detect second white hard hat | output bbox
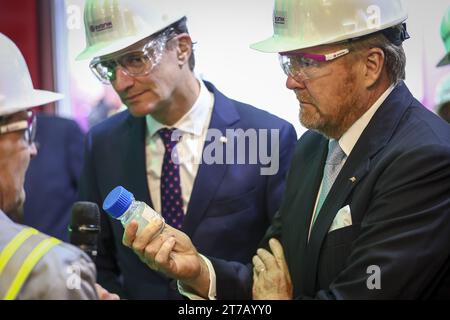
[251,0,408,53]
[76,0,186,61]
[0,33,63,117]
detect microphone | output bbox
[69,202,101,261]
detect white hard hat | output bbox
[76,0,186,61]
[251,0,408,53]
[0,33,63,117]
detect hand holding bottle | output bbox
[123,219,211,298]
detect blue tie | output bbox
[312,140,347,226]
[158,128,184,229]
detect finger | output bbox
[140,235,167,263]
[153,237,177,270]
[269,238,292,284]
[256,248,278,271]
[122,220,138,247]
[95,284,118,300]
[109,293,120,300]
[269,238,288,271]
[132,219,165,252]
[252,255,265,273]
[252,270,259,292]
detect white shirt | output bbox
[145,80,214,215]
[181,84,396,300]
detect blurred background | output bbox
[0,0,449,136]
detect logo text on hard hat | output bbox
[274,12,287,26]
[90,21,114,33]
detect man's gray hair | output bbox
[348,24,407,85]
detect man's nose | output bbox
[29,142,38,158]
[113,67,134,93]
[286,75,306,91]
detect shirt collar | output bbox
[146,80,213,138]
[339,84,396,156]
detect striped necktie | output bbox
[312,139,347,226]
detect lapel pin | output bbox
[220,136,228,144]
[349,177,357,183]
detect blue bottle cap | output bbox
[103,186,134,219]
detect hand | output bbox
[252,238,293,300]
[95,284,120,300]
[123,219,211,297]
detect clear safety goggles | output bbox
[0,111,36,146]
[279,48,350,82]
[90,29,175,85]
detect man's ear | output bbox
[363,47,385,88]
[175,34,192,66]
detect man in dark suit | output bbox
[76,0,297,299]
[24,114,85,242]
[123,0,450,299]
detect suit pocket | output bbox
[206,187,258,217]
[322,223,360,249]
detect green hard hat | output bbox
[437,7,450,67]
[435,75,450,111]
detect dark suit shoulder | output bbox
[87,110,131,140]
[37,115,84,135]
[399,99,450,146]
[231,99,293,130]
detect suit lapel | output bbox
[183,82,240,236]
[302,82,414,295]
[284,134,328,297]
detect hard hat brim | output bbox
[76,34,151,61]
[437,52,450,67]
[0,90,63,117]
[250,35,309,53]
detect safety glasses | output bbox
[279,48,350,82]
[90,29,176,85]
[0,111,36,146]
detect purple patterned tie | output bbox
[158,128,184,229]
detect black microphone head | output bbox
[69,202,100,260]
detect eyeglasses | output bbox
[279,48,350,82]
[0,111,36,146]
[90,29,176,85]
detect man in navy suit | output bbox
[123,0,450,299]
[76,0,296,299]
[24,114,85,242]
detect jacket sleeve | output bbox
[211,206,285,300]
[264,122,297,221]
[19,244,99,300]
[77,131,125,297]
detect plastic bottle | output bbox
[103,186,165,235]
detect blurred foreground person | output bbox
[0,33,117,300]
